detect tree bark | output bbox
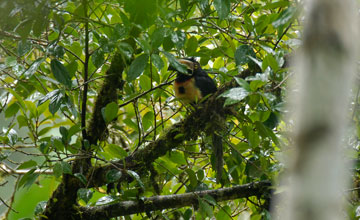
[78,181,271,220]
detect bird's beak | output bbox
[178,59,195,71]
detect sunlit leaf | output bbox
[168,151,187,165]
[105,144,127,159]
[219,87,250,106]
[5,103,20,118]
[96,195,119,205]
[17,160,37,170]
[18,168,39,189]
[102,102,118,123]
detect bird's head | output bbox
[168,57,202,76]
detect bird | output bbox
[169,57,223,183]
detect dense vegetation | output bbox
[3,0,353,219]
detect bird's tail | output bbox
[212,133,223,184]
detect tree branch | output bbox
[79,181,272,220]
[87,75,242,187]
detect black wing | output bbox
[194,70,217,97]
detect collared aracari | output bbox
[169,58,223,183]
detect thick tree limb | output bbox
[79,181,272,220]
[41,52,128,220]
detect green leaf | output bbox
[183,209,193,220]
[39,142,50,154]
[185,168,198,189]
[215,205,231,220]
[262,54,279,72]
[248,130,260,148]
[272,7,297,28]
[106,169,122,183]
[5,103,20,118]
[34,201,47,215]
[61,161,72,174]
[219,87,250,106]
[54,46,65,58]
[33,14,48,37]
[127,54,149,82]
[17,160,37,170]
[255,121,279,146]
[74,173,87,185]
[23,57,45,78]
[17,40,32,56]
[91,49,105,68]
[77,188,93,204]
[234,45,256,66]
[170,30,186,50]
[151,54,164,70]
[197,169,205,182]
[203,195,217,206]
[263,1,290,10]
[66,61,78,78]
[102,102,118,123]
[50,59,72,88]
[18,168,39,189]
[8,89,26,110]
[250,80,266,91]
[135,38,151,54]
[214,0,230,20]
[168,151,187,165]
[7,129,18,145]
[163,51,187,74]
[59,126,69,144]
[185,36,198,55]
[234,77,251,92]
[250,214,262,220]
[15,19,33,39]
[17,115,28,128]
[68,124,82,139]
[139,75,151,91]
[151,28,165,49]
[199,199,213,217]
[127,170,145,190]
[5,56,17,67]
[96,195,119,205]
[38,89,64,115]
[53,162,62,178]
[105,144,128,159]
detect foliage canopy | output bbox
[0,0,305,219]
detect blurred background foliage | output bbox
[0,0,319,219]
